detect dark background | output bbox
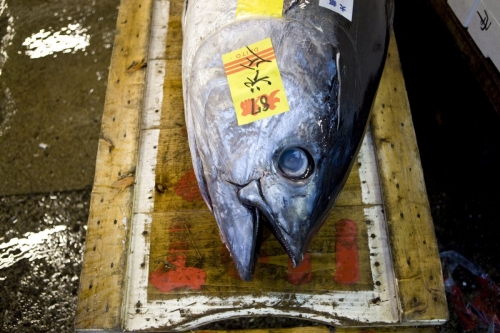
[394,1,500,331]
[394,0,500,280]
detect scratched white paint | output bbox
[122,0,170,330]
[123,213,152,321]
[132,129,160,214]
[358,127,383,205]
[365,205,401,321]
[141,0,169,130]
[359,128,400,320]
[128,290,394,331]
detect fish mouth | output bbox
[237,179,306,268]
[213,194,261,281]
[236,205,262,281]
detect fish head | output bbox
[186,17,361,281]
[187,19,343,280]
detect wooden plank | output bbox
[75,0,154,330]
[122,1,399,329]
[126,130,398,330]
[147,206,373,298]
[193,329,330,333]
[428,0,500,115]
[370,32,449,324]
[76,0,448,330]
[334,329,437,333]
[191,327,437,333]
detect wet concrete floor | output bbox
[1,0,499,332]
[0,0,119,195]
[0,0,119,331]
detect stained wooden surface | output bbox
[191,328,438,333]
[123,0,397,329]
[76,0,448,331]
[75,0,154,330]
[371,34,449,324]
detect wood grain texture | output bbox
[75,0,154,330]
[147,204,373,300]
[370,32,449,324]
[193,328,331,333]
[191,327,437,333]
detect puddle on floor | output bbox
[0,190,91,332]
[0,0,119,196]
[0,0,119,331]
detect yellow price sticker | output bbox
[222,38,290,126]
[236,0,284,19]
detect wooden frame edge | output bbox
[370,31,449,324]
[75,0,155,330]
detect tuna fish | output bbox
[182,0,394,281]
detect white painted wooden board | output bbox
[468,1,500,71]
[447,0,500,71]
[121,1,401,330]
[447,0,480,26]
[483,0,500,21]
[123,0,170,324]
[75,0,447,331]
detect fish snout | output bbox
[237,179,306,267]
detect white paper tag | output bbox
[319,0,354,21]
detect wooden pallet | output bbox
[75,0,448,331]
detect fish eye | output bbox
[278,147,313,179]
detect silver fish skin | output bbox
[182,0,394,281]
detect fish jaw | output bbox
[237,174,319,268]
[208,178,261,281]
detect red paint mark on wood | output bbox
[149,254,207,292]
[174,167,204,202]
[287,253,312,285]
[149,219,207,293]
[169,241,190,251]
[334,219,360,285]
